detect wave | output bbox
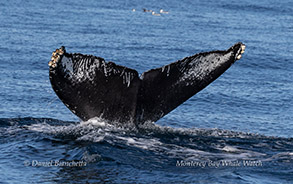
[1,117,292,168]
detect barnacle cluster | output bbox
[48,46,65,68]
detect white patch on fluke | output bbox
[62,56,100,83]
[123,72,134,87]
[161,65,171,76]
[61,56,74,77]
[179,53,232,86]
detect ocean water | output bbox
[0,0,292,183]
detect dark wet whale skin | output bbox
[49,42,245,125]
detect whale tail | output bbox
[49,43,245,124]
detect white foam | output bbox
[222,146,241,152]
[82,151,101,163]
[114,135,162,150]
[19,118,286,163]
[80,117,107,127]
[25,123,58,134]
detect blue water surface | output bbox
[0,0,292,183]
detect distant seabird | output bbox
[160,9,169,14]
[152,11,161,16]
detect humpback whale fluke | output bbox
[49,43,245,124]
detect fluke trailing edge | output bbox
[49,43,245,124]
